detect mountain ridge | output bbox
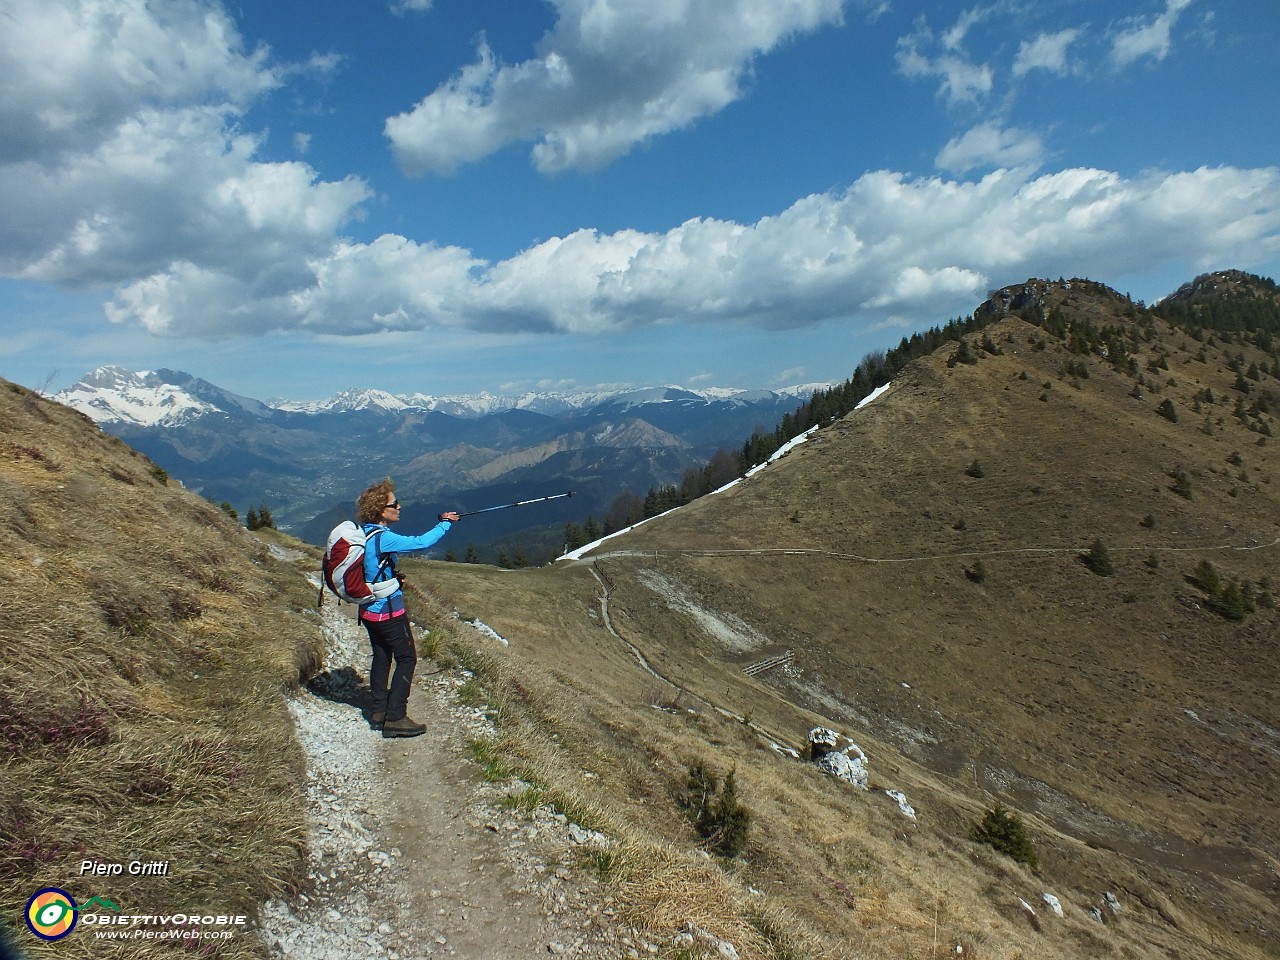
[50,368,824,553]
[55,368,829,427]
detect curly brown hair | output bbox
[355,478,396,525]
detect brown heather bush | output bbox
[0,380,323,958]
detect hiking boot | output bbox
[381,717,427,739]
[368,711,386,730]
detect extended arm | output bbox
[377,518,455,554]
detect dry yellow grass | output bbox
[1,380,323,958]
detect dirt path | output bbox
[258,585,638,959]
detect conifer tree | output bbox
[1084,538,1114,576]
[709,770,751,858]
[970,804,1038,870]
[564,522,584,551]
[1193,559,1220,596]
[1215,579,1249,621]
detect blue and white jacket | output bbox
[358,520,453,621]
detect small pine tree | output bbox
[709,770,751,858]
[684,764,717,832]
[245,506,260,530]
[949,339,978,367]
[965,459,985,479]
[1140,513,1156,528]
[1084,538,1114,576]
[1214,579,1249,621]
[970,803,1039,870]
[683,764,750,858]
[965,561,987,584]
[1193,559,1221,596]
[219,501,239,520]
[564,522,584,551]
[256,503,275,529]
[464,544,479,564]
[1157,398,1178,422]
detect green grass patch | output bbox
[465,736,510,781]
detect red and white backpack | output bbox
[319,521,400,606]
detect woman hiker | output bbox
[354,478,460,738]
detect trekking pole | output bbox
[455,489,575,518]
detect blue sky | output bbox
[2,0,1278,401]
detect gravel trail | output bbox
[257,588,645,959]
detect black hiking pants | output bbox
[361,614,416,722]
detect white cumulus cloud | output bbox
[1013,27,1082,77]
[1110,0,1195,69]
[384,0,848,175]
[0,0,276,164]
[937,122,1046,174]
[0,0,373,329]
[105,164,1280,340]
[895,15,993,104]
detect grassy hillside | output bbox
[0,381,323,958]
[419,280,1280,959]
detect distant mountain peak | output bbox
[55,367,219,427]
[54,367,267,426]
[311,388,412,414]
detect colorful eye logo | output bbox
[25,887,78,941]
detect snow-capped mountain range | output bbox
[49,366,832,553]
[54,366,827,427]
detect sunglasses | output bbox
[385,500,400,509]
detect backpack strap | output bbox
[362,525,397,583]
